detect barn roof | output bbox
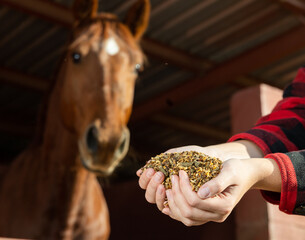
[1,0,305,175]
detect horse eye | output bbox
[134,63,143,74]
[72,52,82,64]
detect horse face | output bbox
[59,0,150,175]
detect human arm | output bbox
[227,68,305,215]
[138,67,305,220]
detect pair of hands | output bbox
[137,142,281,226]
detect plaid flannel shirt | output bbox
[229,67,305,215]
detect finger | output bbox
[192,185,239,215]
[162,207,171,216]
[168,176,203,223]
[178,170,200,206]
[138,168,155,190]
[174,171,223,222]
[145,171,165,203]
[156,184,166,211]
[136,169,143,177]
[197,166,233,199]
[166,189,218,226]
[165,145,200,154]
[165,146,191,153]
[170,174,194,214]
[165,189,181,221]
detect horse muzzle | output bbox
[78,120,130,176]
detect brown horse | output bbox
[0,0,150,239]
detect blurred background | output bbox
[0,0,305,239]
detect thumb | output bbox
[197,166,233,199]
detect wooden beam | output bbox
[201,4,280,48]
[152,114,230,142]
[0,17,35,47]
[141,38,212,73]
[152,0,218,38]
[274,0,305,25]
[278,0,305,15]
[6,26,60,66]
[28,47,65,73]
[173,0,256,46]
[0,67,49,91]
[131,24,305,121]
[0,0,73,27]
[1,0,301,124]
[0,0,212,75]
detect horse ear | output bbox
[124,0,150,40]
[72,0,98,22]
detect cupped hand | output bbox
[136,145,217,206]
[136,167,166,209]
[136,141,265,213]
[162,158,269,226]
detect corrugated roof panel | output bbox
[100,0,124,12]
[210,16,300,63]
[150,0,239,43]
[0,7,28,40]
[19,28,68,77]
[52,0,74,7]
[1,0,304,158]
[5,26,60,68]
[2,22,68,79]
[253,47,305,87]
[134,62,192,103]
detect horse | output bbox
[0,0,150,239]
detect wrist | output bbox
[249,158,281,192]
[208,140,264,161]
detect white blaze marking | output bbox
[105,37,119,56]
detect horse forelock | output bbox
[71,15,144,64]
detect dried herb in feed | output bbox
[141,151,222,192]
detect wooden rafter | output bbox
[0,0,73,27]
[0,67,49,91]
[141,38,212,73]
[131,24,305,121]
[0,0,303,141]
[0,0,280,92]
[6,26,60,66]
[274,0,305,25]
[0,0,212,75]
[278,0,305,15]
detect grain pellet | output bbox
[141,151,222,192]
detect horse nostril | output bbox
[115,128,130,159]
[118,136,127,154]
[86,126,99,154]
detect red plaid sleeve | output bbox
[228,67,305,215]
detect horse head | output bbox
[58,0,150,175]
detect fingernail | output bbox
[146,168,154,178]
[179,170,187,179]
[157,185,164,195]
[154,172,163,182]
[171,175,176,185]
[166,190,172,200]
[198,187,210,199]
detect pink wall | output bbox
[231,84,305,240]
